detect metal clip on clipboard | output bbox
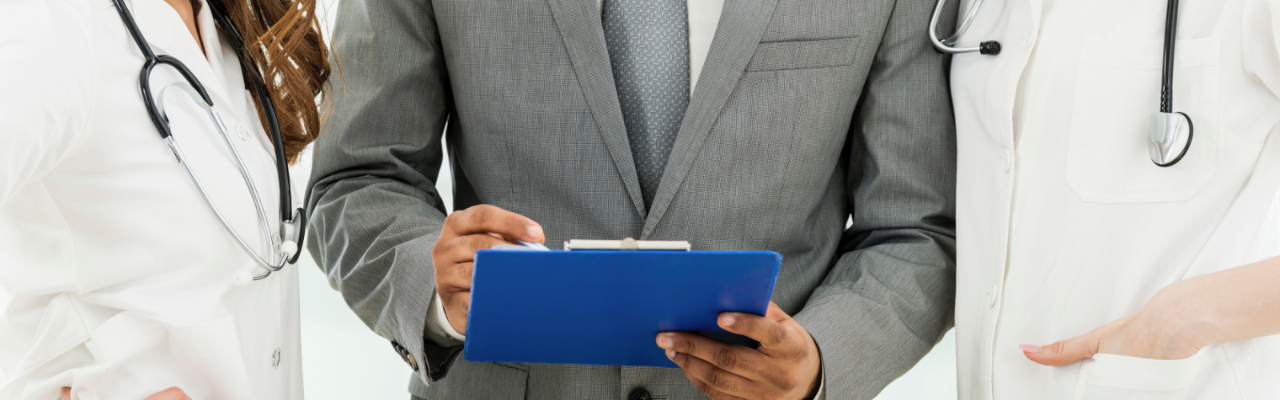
[563,238,691,251]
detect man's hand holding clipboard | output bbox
[658,302,823,400]
[436,204,823,400]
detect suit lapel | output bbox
[546,0,649,219]
[640,0,779,238]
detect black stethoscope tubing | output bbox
[110,0,305,265]
[1160,0,1180,114]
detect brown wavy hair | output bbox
[215,0,330,164]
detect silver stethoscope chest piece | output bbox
[1149,112,1193,167]
[1148,0,1194,167]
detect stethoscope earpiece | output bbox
[979,41,1001,55]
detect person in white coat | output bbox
[0,0,328,398]
[947,0,1280,398]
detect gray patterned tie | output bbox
[602,0,690,209]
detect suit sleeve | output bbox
[791,0,958,398]
[304,0,459,385]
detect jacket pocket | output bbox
[1073,348,1212,400]
[745,37,859,72]
[1065,35,1220,203]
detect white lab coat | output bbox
[0,0,302,399]
[952,0,1280,398]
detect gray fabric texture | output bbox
[307,0,958,399]
[603,0,691,207]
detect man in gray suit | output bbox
[306,0,957,399]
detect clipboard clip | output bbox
[564,238,692,251]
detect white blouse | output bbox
[0,0,301,399]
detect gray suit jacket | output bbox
[306,0,957,399]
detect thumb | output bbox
[1020,334,1100,366]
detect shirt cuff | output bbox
[812,339,826,400]
[813,364,826,400]
[427,292,466,342]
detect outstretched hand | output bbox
[657,302,822,400]
[1020,298,1204,365]
[61,387,191,400]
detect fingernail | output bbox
[1019,344,1042,354]
[720,314,736,327]
[658,334,673,349]
[527,225,543,241]
[665,349,676,359]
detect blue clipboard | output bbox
[463,249,782,368]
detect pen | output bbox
[518,240,550,251]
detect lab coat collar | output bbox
[123,0,249,126]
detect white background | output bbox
[297,1,958,399]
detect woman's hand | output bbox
[61,387,191,400]
[1019,283,1212,365]
[143,388,192,400]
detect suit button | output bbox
[627,387,652,400]
[406,353,419,371]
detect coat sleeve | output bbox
[791,0,958,398]
[303,0,459,386]
[0,0,92,207]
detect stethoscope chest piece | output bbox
[1149,112,1193,167]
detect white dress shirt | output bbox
[0,0,302,398]
[426,2,828,398]
[952,0,1280,398]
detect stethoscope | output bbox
[930,0,1194,167]
[111,0,305,282]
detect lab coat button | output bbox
[987,284,1000,306]
[1022,33,1035,50]
[1001,150,1013,172]
[237,124,250,140]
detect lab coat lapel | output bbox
[546,0,649,219]
[639,0,779,239]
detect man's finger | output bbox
[438,260,474,292]
[61,387,69,400]
[445,234,515,261]
[765,301,790,323]
[657,332,768,380]
[718,311,791,354]
[1021,332,1100,366]
[448,205,543,242]
[669,352,756,399]
[685,375,749,400]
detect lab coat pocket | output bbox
[1066,36,1220,203]
[1072,348,1212,400]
